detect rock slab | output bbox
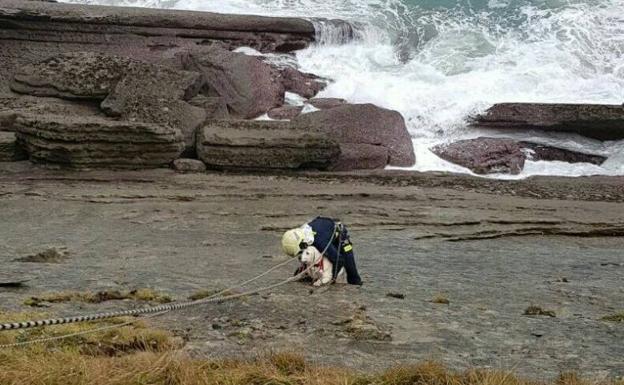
[472,103,624,141]
[197,120,340,169]
[13,114,184,169]
[432,137,525,175]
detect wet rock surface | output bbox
[472,103,624,141]
[519,142,607,165]
[278,67,327,99]
[432,137,609,174]
[0,166,622,377]
[294,103,415,168]
[432,138,525,175]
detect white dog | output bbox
[299,246,346,286]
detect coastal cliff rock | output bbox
[331,143,389,171]
[472,103,624,141]
[13,114,184,169]
[432,137,608,174]
[520,142,607,165]
[308,98,347,110]
[267,105,304,120]
[11,53,134,100]
[293,104,416,168]
[179,46,284,119]
[278,67,327,99]
[0,131,27,161]
[432,138,525,175]
[197,120,340,169]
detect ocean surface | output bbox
[62,0,624,178]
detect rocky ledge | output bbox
[432,137,608,175]
[471,103,624,141]
[0,0,414,171]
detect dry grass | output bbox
[524,306,556,318]
[0,312,622,385]
[24,288,172,307]
[601,312,624,322]
[431,294,450,305]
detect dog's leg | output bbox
[313,259,334,286]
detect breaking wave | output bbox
[62,0,624,178]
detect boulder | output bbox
[278,67,327,99]
[100,64,205,155]
[330,144,388,171]
[293,103,415,167]
[519,142,607,165]
[308,98,346,110]
[197,120,340,170]
[11,52,134,100]
[0,131,27,161]
[267,105,303,120]
[188,96,229,119]
[472,103,624,141]
[179,46,284,119]
[172,158,207,173]
[13,114,184,169]
[431,137,525,175]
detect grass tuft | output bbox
[23,288,172,307]
[431,294,450,305]
[600,312,624,322]
[524,306,556,318]
[0,312,622,385]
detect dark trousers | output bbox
[332,227,362,285]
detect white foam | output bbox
[60,0,624,178]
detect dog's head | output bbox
[299,246,322,266]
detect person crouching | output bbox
[281,216,363,286]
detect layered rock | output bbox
[520,142,607,165]
[432,138,525,175]
[99,60,206,153]
[11,53,134,100]
[472,103,624,141]
[0,0,318,95]
[197,120,340,169]
[188,96,229,120]
[13,114,184,169]
[180,46,284,119]
[432,137,609,175]
[330,143,388,171]
[267,105,303,120]
[0,131,27,161]
[172,158,207,173]
[278,67,327,99]
[11,52,207,155]
[308,98,347,110]
[293,103,415,168]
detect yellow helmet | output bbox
[282,228,305,257]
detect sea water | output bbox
[62,0,624,178]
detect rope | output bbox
[0,220,341,348]
[0,257,298,333]
[0,311,168,349]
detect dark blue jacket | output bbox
[306,217,362,285]
[308,217,344,264]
